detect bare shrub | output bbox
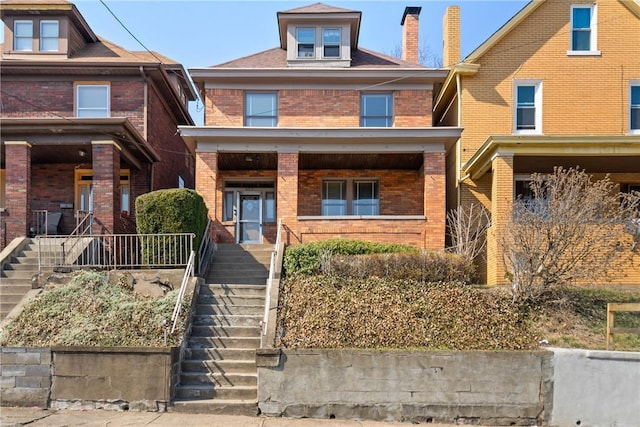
[446,203,491,264]
[502,167,640,302]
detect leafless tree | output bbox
[387,42,443,67]
[446,203,491,264]
[502,167,640,302]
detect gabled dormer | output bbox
[1,0,97,59]
[277,2,361,68]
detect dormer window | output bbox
[14,21,33,51]
[297,28,315,58]
[40,21,59,52]
[323,28,341,58]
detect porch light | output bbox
[78,148,87,157]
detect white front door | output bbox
[237,193,262,244]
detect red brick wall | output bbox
[31,163,77,234]
[92,143,120,234]
[4,143,31,242]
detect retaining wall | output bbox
[0,347,51,407]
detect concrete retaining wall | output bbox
[550,348,640,427]
[257,349,553,425]
[0,347,51,407]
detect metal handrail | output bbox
[197,218,216,275]
[61,211,93,266]
[171,250,195,334]
[32,210,48,236]
[261,218,283,344]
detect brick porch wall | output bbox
[92,142,120,234]
[4,142,32,243]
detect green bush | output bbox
[327,252,474,283]
[283,238,417,277]
[135,189,208,264]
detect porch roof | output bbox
[463,135,640,180]
[179,126,462,154]
[0,117,160,169]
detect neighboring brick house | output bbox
[0,0,197,250]
[180,3,462,248]
[434,0,640,285]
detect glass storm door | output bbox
[237,194,262,243]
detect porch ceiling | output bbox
[514,156,640,175]
[217,152,424,170]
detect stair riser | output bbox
[0,284,33,293]
[195,305,263,316]
[190,326,261,338]
[170,401,258,416]
[196,295,265,306]
[180,374,257,387]
[0,295,27,304]
[185,348,255,361]
[181,360,256,374]
[175,387,257,400]
[199,286,266,297]
[193,315,261,327]
[2,271,38,280]
[188,337,260,349]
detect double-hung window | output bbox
[514,81,542,134]
[322,179,379,216]
[630,83,640,134]
[570,5,598,54]
[322,28,341,58]
[297,28,315,58]
[76,84,110,117]
[40,20,59,52]
[14,20,33,51]
[361,93,393,127]
[245,93,277,127]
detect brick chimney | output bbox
[401,6,422,64]
[442,6,461,66]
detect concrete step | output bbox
[206,271,268,281]
[170,399,258,416]
[199,284,266,297]
[0,294,27,304]
[179,372,257,387]
[196,294,265,306]
[175,385,257,401]
[195,304,263,316]
[0,284,33,293]
[192,314,262,327]
[205,278,268,286]
[2,270,38,280]
[181,359,256,374]
[6,258,39,267]
[184,348,255,361]
[1,303,18,316]
[209,264,269,274]
[190,325,261,338]
[188,336,260,349]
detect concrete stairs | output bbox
[1,239,40,320]
[172,243,273,415]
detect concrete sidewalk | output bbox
[0,407,456,427]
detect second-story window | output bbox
[631,84,640,134]
[40,20,59,52]
[361,93,393,127]
[245,93,277,127]
[570,5,598,53]
[322,28,341,58]
[14,20,33,51]
[76,84,110,118]
[514,81,542,134]
[297,28,315,58]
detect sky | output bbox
[68,0,530,124]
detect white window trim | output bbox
[567,4,600,56]
[513,80,543,135]
[361,93,394,127]
[296,27,316,59]
[13,20,33,52]
[321,178,380,216]
[322,27,341,59]
[39,20,59,52]
[630,81,640,135]
[244,92,278,127]
[76,84,110,118]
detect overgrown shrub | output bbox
[135,189,208,264]
[283,238,417,277]
[325,252,474,283]
[278,276,536,350]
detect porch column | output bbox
[92,141,121,234]
[277,152,299,244]
[487,153,514,286]
[423,151,446,251]
[196,152,218,222]
[4,141,32,243]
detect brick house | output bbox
[180,3,462,248]
[434,0,640,285]
[0,0,197,250]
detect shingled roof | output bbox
[279,2,358,14]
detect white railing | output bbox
[197,219,216,275]
[31,210,48,236]
[171,250,195,334]
[73,211,93,235]
[37,233,195,270]
[261,218,283,346]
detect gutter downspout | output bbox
[456,72,462,207]
[140,65,153,191]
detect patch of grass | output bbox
[0,271,191,347]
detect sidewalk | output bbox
[0,407,456,427]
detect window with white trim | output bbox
[361,93,393,127]
[75,170,130,213]
[322,28,341,58]
[245,93,277,127]
[297,28,315,58]
[322,179,380,216]
[631,83,640,134]
[76,84,110,118]
[14,20,33,51]
[40,20,59,52]
[569,5,598,54]
[514,81,542,134]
